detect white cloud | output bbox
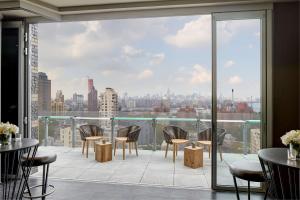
[80,21,102,32]
[190,64,211,84]
[218,19,259,43]
[228,76,242,84]
[224,60,235,68]
[122,45,143,58]
[248,44,254,49]
[165,15,211,48]
[137,69,153,79]
[254,31,260,37]
[150,53,165,65]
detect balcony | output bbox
[34,116,261,189]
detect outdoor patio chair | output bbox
[197,128,226,160]
[78,124,104,155]
[163,125,188,158]
[114,125,141,159]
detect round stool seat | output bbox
[229,160,265,182]
[21,152,57,167]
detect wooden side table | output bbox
[85,136,103,158]
[184,146,203,168]
[171,139,189,163]
[95,142,112,162]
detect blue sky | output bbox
[38,15,260,101]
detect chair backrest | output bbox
[163,126,188,144]
[127,125,141,142]
[78,124,103,141]
[197,128,226,145]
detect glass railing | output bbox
[37,115,260,155]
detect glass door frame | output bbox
[211,10,271,191]
[1,21,26,136]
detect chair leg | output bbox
[135,142,138,156]
[42,164,50,200]
[248,181,250,200]
[129,142,132,154]
[208,145,211,159]
[114,141,117,156]
[218,145,223,161]
[173,144,176,163]
[122,141,125,160]
[82,141,85,155]
[86,141,89,158]
[175,144,178,156]
[165,143,169,158]
[233,176,240,200]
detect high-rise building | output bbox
[88,79,94,92]
[51,90,65,113]
[30,24,39,138]
[88,79,98,111]
[38,72,51,112]
[99,88,118,128]
[72,93,84,111]
[59,126,81,147]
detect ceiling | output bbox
[0,0,293,22]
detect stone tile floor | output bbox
[32,146,260,189]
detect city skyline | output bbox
[39,15,261,101]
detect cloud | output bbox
[190,64,211,84]
[217,19,259,43]
[122,45,143,58]
[228,76,242,84]
[224,60,235,68]
[137,69,153,79]
[150,53,165,65]
[165,15,211,48]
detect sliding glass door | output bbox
[212,11,266,189]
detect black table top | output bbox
[258,148,300,169]
[0,138,39,153]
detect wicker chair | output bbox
[114,125,141,159]
[78,124,104,155]
[163,125,188,158]
[197,128,226,160]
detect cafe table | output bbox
[258,148,300,200]
[0,138,39,200]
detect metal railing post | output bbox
[111,118,114,148]
[44,117,48,146]
[71,117,76,148]
[243,122,248,155]
[152,118,157,151]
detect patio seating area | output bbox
[32,146,259,189]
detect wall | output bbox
[272,2,300,147]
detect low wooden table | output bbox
[114,137,128,160]
[171,139,189,163]
[95,142,112,162]
[85,136,103,158]
[184,146,203,168]
[197,140,211,158]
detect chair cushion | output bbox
[229,160,265,182]
[21,152,57,167]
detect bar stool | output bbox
[229,160,268,200]
[21,152,57,199]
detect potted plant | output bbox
[281,130,300,160]
[0,122,19,145]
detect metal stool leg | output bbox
[42,164,50,200]
[248,181,250,200]
[233,176,240,200]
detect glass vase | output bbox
[0,133,10,146]
[289,143,300,160]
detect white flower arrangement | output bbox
[0,122,19,135]
[281,130,300,146]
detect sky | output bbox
[38,15,261,101]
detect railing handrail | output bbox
[38,115,260,124]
